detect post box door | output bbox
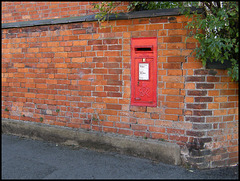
[131,37,157,107]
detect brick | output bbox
[93,57,107,62]
[116,19,132,25]
[108,45,122,50]
[186,130,205,137]
[151,133,168,140]
[149,126,165,133]
[208,90,220,96]
[166,96,184,102]
[185,83,195,90]
[165,109,182,115]
[168,29,187,36]
[25,93,35,98]
[186,43,196,49]
[220,102,235,108]
[117,129,133,136]
[187,90,207,96]
[163,102,182,108]
[106,104,122,110]
[146,24,163,30]
[103,39,118,44]
[164,115,178,121]
[163,37,182,43]
[104,63,119,68]
[193,123,212,130]
[196,83,214,89]
[36,84,47,89]
[164,23,182,29]
[108,69,122,74]
[162,76,184,82]
[71,47,85,52]
[107,80,122,86]
[163,63,181,69]
[162,50,181,56]
[93,45,107,51]
[140,31,158,37]
[208,103,219,109]
[150,17,168,23]
[47,42,59,47]
[220,90,236,95]
[79,34,92,39]
[185,117,205,122]
[131,124,147,131]
[72,58,85,63]
[128,25,145,31]
[183,62,203,69]
[214,97,227,102]
[150,113,159,119]
[167,43,185,49]
[186,76,205,82]
[187,104,207,109]
[193,110,212,116]
[93,69,107,74]
[167,128,184,134]
[73,40,88,46]
[55,63,67,68]
[194,69,209,75]
[104,86,119,92]
[221,76,232,82]
[228,96,238,102]
[112,26,128,32]
[55,52,68,57]
[162,89,180,95]
[130,106,146,112]
[88,40,102,45]
[82,52,96,57]
[223,115,234,122]
[166,83,184,89]
[104,51,120,57]
[107,92,122,97]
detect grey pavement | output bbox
[2,134,239,179]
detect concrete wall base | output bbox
[2,118,181,165]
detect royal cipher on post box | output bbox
[131,37,157,107]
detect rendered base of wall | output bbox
[1,118,181,166]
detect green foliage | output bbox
[4,108,9,112]
[181,2,239,81]
[127,1,180,11]
[92,1,121,26]
[56,109,60,113]
[93,1,239,81]
[40,117,43,122]
[92,117,98,121]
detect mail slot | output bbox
[131,37,157,107]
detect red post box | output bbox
[131,37,157,107]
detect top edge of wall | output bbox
[2,7,204,29]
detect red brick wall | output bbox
[184,68,238,168]
[1,1,129,23]
[1,3,238,169]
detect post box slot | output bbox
[135,46,153,53]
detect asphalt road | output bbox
[2,134,239,179]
